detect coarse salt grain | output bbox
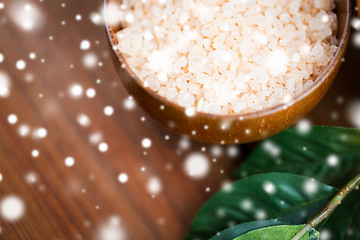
[115,0,338,115]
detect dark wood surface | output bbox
[0,1,359,239]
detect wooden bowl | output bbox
[105,0,351,144]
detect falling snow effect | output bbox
[31,149,39,158]
[89,132,103,145]
[33,127,47,139]
[98,142,109,152]
[17,124,30,137]
[0,71,11,98]
[118,173,128,183]
[185,107,196,117]
[263,141,281,157]
[80,40,91,50]
[141,138,152,149]
[263,181,276,195]
[255,209,267,220]
[25,172,37,184]
[0,0,358,238]
[226,146,240,158]
[65,157,75,167]
[240,199,253,211]
[296,119,312,134]
[320,229,331,240]
[77,113,91,127]
[123,96,136,110]
[346,99,360,128]
[69,84,83,98]
[147,176,162,195]
[16,60,26,70]
[352,32,360,47]
[29,52,36,60]
[178,137,191,150]
[86,88,96,98]
[97,216,127,240]
[0,195,25,221]
[210,145,223,158]
[326,154,339,167]
[304,179,319,195]
[104,106,114,116]
[184,152,210,179]
[7,114,18,125]
[82,52,98,69]
[9,1,44,32]
[351,17,360,30]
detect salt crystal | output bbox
[114,0,338,115]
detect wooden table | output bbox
[0,1,359,239]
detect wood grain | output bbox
[0,0,359,239]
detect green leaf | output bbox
[234,126,360,239]
[318,190,360,240]
[210,221,320,240]
[235,127,360,187]
[185,173,336,240]
[209,220,285,240]
[309,228,320,240]
[233,225,307,240]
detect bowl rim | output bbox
[105,0,351,120]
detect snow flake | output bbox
[34,127,47,138]
[351,17,360,30]
[7,114,18,124]
[0,195,25,221]
[80,40,91,50]
[16,60,26,70]
[263,141,281,157]
[326,154,339,167]
[82,53,98,69]
[353,32,360,47]
[69,84,83,98]
[141,138,152,148]
[304,179,318,194]
[346,99,360,128]
[123,96,136,110]
[75,14,82,21]
[9,2,44,32]
[184,152,210,179]
[29,52,36,59]
[31,149,39,158]
[64,156,75,167]
[210,145,223,158]
[263,181,276,194]
[97,216,127,240]
[227,146,240,158]
[296,119,312,134]
[104,106,114,116]
[98,142,109,152]
[255,210,267,220]
[147,176,162,194]
[185,107,196,117]
[18,124,30,137]
[25,172,37,184]
[240,199,253,210]
[86,88,96,98]
[118,173,128,183]
[320,229,331,240]
[77,114,91,127]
